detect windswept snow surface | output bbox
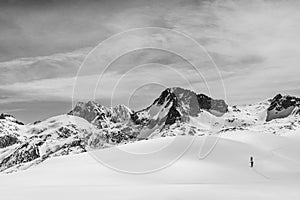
[0,134,300,200]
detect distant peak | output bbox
[266,93,300,121]
[273,93,283,99]
[270,94,300,104]
[165,87,196,94]
[0,113,15,119]
[0,113,24,125]
[75,100,100,106]
[113,104,132,112]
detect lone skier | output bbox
[250,156,254,168]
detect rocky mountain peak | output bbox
[68,101,133,128]
[1,90,300,173]
[0,113,24,125]
[152,87,228,116]
[68,101,111,123]
[132,87,229,135]
[0,113,24,150]
[266,94,300,121]
[197,94,228,115]
[268,94,300,110]
[111,104,132,123]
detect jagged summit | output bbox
[1,88,300,174]
[68,101,133,128]
[266,94,300,121]
[0,113,24,125]
[0,113,15,120]
[68,101,111,123]
[129,87,229,138]
[0,114,99,173]
[153,87,228,115]
[69,88,228,128]
[132,87,228,127]
[268,94,300,110]
[66,88,229,140]
[152,87,199,116]
[0,113,24,150]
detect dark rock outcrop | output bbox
[197,94,228,114]
[132,87,228,127]
[0,142,40,171]
[0,135,19,148]
[68,101,110,123]
[68,101,132,128]
[132,87,228,139]
[0,113,24,125]
[266,94,300,121]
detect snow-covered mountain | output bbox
[132,87,228,124]
[131,87,228,138]
[0,87,300,173]
[266,94,300,121]
[0,114,100,173]
[68,101,132,127]
[0,114,25,149]
[68,101,138,148]
[0,102,136,173]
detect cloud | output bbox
[0,0,180,61]
[1,0,300,123]
[0,48,89,85]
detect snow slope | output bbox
[0,134,299,200]
[0,114,100,173]
[1,89,300,174]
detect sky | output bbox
[0,0,300,123]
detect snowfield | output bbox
[0,133,299,200]
[1,89,300,199]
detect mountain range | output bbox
[0,87,299,173]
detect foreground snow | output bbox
[0,133,299,200]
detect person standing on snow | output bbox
[250,156,254,168]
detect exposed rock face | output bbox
[0,142,40,171]
[131,88,181,127]
[167,87,200,117]
[0,113,24,125]
[0,120,21,136]
[68,103,138,148]
[0,91,224,171]
[1,88,300,174]
[266,94,300,121]
[152,88,183,125]
[197,94,228,114]
[0,135,19,148]
[0,113,24,149]
[111,105,132,123]
[68,101,111,123]
[0,115,100,173]
[132,87,228,127]
[68,101,132,128]
[132,87,228,138]
[268,94,300,111]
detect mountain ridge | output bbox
[0,87,300,173]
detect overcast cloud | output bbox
[0,0,300,123]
